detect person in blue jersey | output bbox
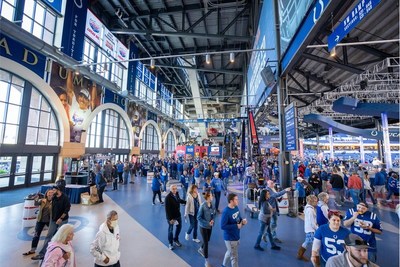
[343,201,382,263]
[116,160,124,183]
[326,233,379,267]
[316,192,329,227]
[193,163,202,188]
[221,164,231,190]
[231,164,238,184]
[311,210,351,267]
[211,172,226,213]
[151,173,164,205]
[386,173,399,202]
[221,193,247,267]
[180,170,190,201]
[160,165,169,192]
[237,163,245,182]
[296,177,307,213]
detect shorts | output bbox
[374,185,385,194]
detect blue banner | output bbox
[0,33,46,78]
[104,88,126,109]
[42,0,63,14]
[127,41,139,95]
[186,146,195,157]
[284,103,298,151]
[281,0,331,73]
[61,0,88,61]
[328,0,381,51]
[246,0,278,107]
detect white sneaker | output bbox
[193,238,201,243]
[185,233,190,241]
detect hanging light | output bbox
[150,59,155,69]
[330,47,336,57]
[229,52,235,63]
[205,54,211,64]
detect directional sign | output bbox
[328,0,381,51]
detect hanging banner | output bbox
[248,111,260,156]
[185,146,195,160]
[127,41,139,95]
[103,28,117,58]
[208,146,222,157]
[0,33,46,78]
[207,121,225,137]
[127,101,147,147]
[85,10,103,46]
[176,146,186,158]
[241,120,246,159]
[50,62,103,143]
[42,0,63,14]
[61,0,88,61]
[116,40,129,68]
[104,88,126,109]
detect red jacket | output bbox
[348,174,362,190]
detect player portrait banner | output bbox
[50,62,102,143]
[127,101,147,147]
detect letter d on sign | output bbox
[22,49,38,65]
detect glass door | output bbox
[30,156,42,183]
[0,156,12,188]
[13,156,28,186]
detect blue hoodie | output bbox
[151,177,162,191]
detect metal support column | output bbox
[381,112,392,170]
[359,136,365,163]
[329,127,334,160]
[375,119,383,162]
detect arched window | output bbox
[86,109,130,149]
[141,124,159,151]
[166,131,175,152]
[0,69,59,189]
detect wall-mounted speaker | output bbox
[261,66,276,88]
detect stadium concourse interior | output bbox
[0,0,399,267]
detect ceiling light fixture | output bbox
[150,59,155,69]
[206,54,211,64]
[330,47,336,57]
[230,52,235,63]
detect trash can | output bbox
[287,190,299,218]
[277,192,289,215]
[22,194,39,228]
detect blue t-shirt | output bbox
[221,206,242,241]
[211,178,224,192]
[314,224,350,262]
[180,174,189,189]
[344,209,382,252]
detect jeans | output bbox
[332,188,344,205]
[255,219,275,247]
[31,221,49,251]
[214,191,221,211]
[152,190,162,204]
[364,189,376,204]
[123,171,129,184]
[270,213,278,239]
[118,172,123,183]
[167,217,182,245]
[186,214,198,239]
[39,219,68,255]
[98,185,106,202]
[200,227,212,259]
[349,189,360,207]
[223,240,240,267]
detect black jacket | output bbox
[165,192,186,221]
[52,193,71,222]
[330,174,344,189]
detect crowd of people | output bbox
[23,154,398,267]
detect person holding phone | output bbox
[221,193,247,267]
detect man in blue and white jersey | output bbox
[343,201,382,263]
